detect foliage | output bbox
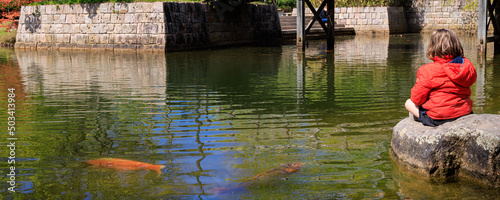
[274,0,294,10]
[445,0,478,11]
[1,0,43,30]
[0,23,16,45]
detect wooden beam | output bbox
[478,0,488,54]
[487,0,499,34]
[304,0,328,34]
[327,0,334,50]
[297,0,305,52]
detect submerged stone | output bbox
[390,114,500,187]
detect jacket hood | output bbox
[439,56,477,87]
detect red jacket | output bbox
[411,56,477,120]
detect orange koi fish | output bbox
[86,158,165,174]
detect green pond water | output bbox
[1,34,499,199]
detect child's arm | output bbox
[410,71,432,107]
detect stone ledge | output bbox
[390,114,500,187]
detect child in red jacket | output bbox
[405,29,477,127]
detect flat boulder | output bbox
[390,114,500,187]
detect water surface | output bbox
[1,34,499,199]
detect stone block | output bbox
[62,24,71,33]
[70,4,83,14]
[133,13,144,23]
[147,13,158,22]
[113,34,124,44]
[111,14,125,24]
[381,13,388,19]
[128,24,138,34]
[138,34,149,44]
[125,14,135,23]
[65,14,75,23]
[70,24,80,34]
[105,24,114,33]
[127,3,136,13]
[41,15,49,24]
[135,2,151,13]
[91,14,103,24]
[156,34,166,45]
[153,2,163,12]
[45,5,56,15]
[20,6,30,15]
[89,34,99,44]
[54,24,63,34]
[82,24,92,33]
[90,24,100,34]
[57,34,70,43]
[113,3,128,14]
[99,3,113,13]
[61,4,70,14]
[102,14,111,22]
[84,15,92,24]
[57,14,66,23]
[391,114,500,187]
[125,34,138,44]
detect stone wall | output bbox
[334,7,407,34]
[15,2,281,51]
[292,7,407,34]
[406,0,478,33]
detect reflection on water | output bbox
[0,34,499,199]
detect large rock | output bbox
[390,114,500,187]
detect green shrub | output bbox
[275,0,295,10]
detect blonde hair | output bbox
[426,29,464,60]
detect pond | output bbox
[1,34,499,199]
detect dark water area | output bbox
[0,34,499,199]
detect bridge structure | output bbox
[479,0,500,54]
[294,0,497,55]
[296,0,334,52]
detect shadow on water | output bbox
[0,33,499,199]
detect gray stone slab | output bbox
[391,114,500,187]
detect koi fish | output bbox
[246,163,303,183]
[86,158,165,174]
[213,163,303,194]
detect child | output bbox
[405,29,477,127]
